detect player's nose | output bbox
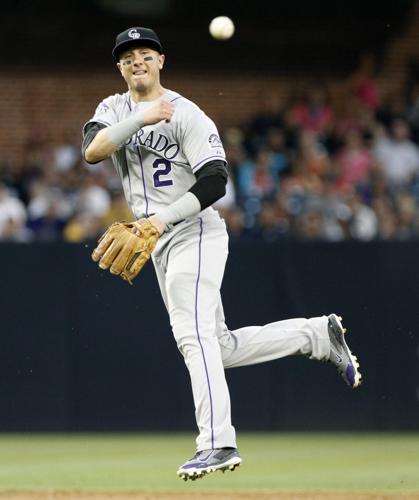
[131,55,145,66]
[132,58,143,67]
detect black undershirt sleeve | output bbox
[189,160,228,209]
[81,122,107,163]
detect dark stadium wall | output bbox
[0,240,418,431]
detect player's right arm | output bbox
[83,100,174,163]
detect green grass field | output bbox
[0,433,418,494]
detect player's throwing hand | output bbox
[144,100,175,125]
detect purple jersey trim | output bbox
[126,95,132,112]
[125,94,133,112]
[170,96,182,103]
[122,148,138,219]
[192,155,226,172]
[194,218,215,450]
[136,146,150,217]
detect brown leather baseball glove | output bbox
[91,219,160,284]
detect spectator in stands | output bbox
[293,204,325,241]
[246,90,286,154]
[375,92,407,130]
[394,191,419,239]
[373,117,419,189]
[405,80,419,143]
[222,206,248,242]
[350,52,381,112]
[223,127,247,194]
[255,201,289,242]
[287,81,334,137]
[373,198,399,240]
[238,148,279,202]
[321,177,352,241]
[63,211,104,242]
[0,181,29,241]
[53,130,82,174]
[26,178,72,221]
[27,198,67,241]
[76,171,111,218]
[335,129,376,192]
[294,129,331,181]
[0,160,22,197]
[344,189,378,241]
[265,127,290,181]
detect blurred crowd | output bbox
[1,59,419,243]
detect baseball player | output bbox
[82,26,362,481]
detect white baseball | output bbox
[209,16,235,40]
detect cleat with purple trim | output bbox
[177,448,241,480]
[327,313,362,388]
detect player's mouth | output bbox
[133,70,147,78]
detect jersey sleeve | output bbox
[179,105,226,174]
[82,96,119,135]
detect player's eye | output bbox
[121,59,133,66]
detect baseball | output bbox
[209,16,235,40]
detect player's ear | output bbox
[116,62,123,75]
[158,54,165,70]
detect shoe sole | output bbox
[177,455,242,481]
[330,314,362,388]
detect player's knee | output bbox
[171,322,215,358]
[171,322,198,344]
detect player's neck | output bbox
[129,85,166,103]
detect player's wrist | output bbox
[146,215,166,235]
[155,192,201,228]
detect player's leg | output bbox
[162,218,238,457]
[215,301,361,388]
[163,218,242,479]
[217,306,329,366]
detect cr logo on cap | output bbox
[128,29,141,39]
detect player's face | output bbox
[117,46,164,94]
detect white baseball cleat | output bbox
[327,314,362,388]
[177,447,242,481]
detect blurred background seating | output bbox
[1,0,419,243]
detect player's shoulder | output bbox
[165,89,208,119]
[98,91,130,110]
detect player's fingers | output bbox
[130,218,145,235]
[110,235,143,274]
[92,236,114,262]
[92,223,121,261]
[160,100,174,111]
[160,101,174,120]
[98,239,123,270]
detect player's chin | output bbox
[132,79,149,92]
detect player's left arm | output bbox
[148,160,228,234]
[190,159,228,206]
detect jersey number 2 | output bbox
[153,159,173,187]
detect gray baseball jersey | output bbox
[84,89,226,219]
